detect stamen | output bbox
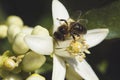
[66,36,90,61]
[66,41,83,54]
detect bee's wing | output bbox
[70,10,88,26]
[70,10,83,20]
[77,19,88,26]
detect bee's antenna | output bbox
[76,10,83,22]
[57,18,68,26]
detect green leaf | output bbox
[83,0,120,39]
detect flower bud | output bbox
[21,26,33,35]
[0,56,4,67]
[7,25,22,44]
[6,15,23,27]
[0,50,13,68]
[66,64,83,80]
[3,58,16,71]
[12,33,29,54]
[31,25,49,36]
[0,25,8,39]
[26,74,45,80]
[2,74,23,80]
[22,51,46,72]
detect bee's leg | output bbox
[72,35,76,41]
[71,32,81,41]
[70,32,76,41]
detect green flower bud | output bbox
[2,74,23,80]
[7,25,22,44]
[31,25,49,36]
[0,25,8,39]
[0,51,13,68]
[0,56,7,68]
[22,51,46,72]
[0,56,3,67]
[12,33,29,54]
[26,74,45,80]
[3,58,16,71]
[6,15,23,27]
[66,64,83,80]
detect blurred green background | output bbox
[0,0,120,80]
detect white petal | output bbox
[84,28,109,48]
[24,35,53,55]
[66,58,99,80]
[52,55,66,80]
[55,38,74,57]
[55,39,72,48]
[55,48,71,57]
[52,0,69,32]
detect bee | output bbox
[53,18,87,41]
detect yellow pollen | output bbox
[66,36,90,61]
[66,41,83,55]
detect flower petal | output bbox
[24,35,53,55]
[66,58,99,80]
[55,48,71,57]
[55,39,72,48]
[55,38,74,57]
[52,0,69,32]
[84,28,109,48]
[52,55,66,80]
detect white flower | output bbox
[24,0,109,80]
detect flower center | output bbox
[66,36,90,61]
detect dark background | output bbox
[0,0,120,80]
[0,0,117,26]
